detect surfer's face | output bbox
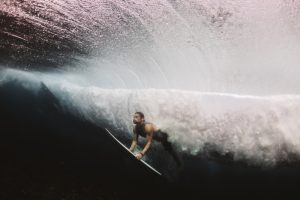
[133,113,143,124]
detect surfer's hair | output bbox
[135,111,144,119]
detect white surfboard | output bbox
[105,128,162,176]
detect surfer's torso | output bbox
[134,122,152,138]
[134,122,168,142]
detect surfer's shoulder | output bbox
[144,122,155,132]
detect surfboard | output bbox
[104,128,162,176]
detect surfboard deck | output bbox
[105,128,162,176]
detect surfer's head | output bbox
[133,112,145,124]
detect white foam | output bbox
[2,69,300,166]
[27,72,299,166]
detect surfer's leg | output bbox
[160,133,181,166]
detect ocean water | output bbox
[1,0,300,199]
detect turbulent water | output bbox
[2,68,300,167]
[1,0,300,167]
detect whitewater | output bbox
[1,68,300,167]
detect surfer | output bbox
[129,111,181,166]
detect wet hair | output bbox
[135,111,144,119]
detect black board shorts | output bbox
[152,130,169,142]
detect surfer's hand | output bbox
[135,152,143,160]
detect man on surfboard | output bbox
[129,112,181,166]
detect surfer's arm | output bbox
[140,125,153,156]
[129,140,137,152]
[129,129,138,152]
